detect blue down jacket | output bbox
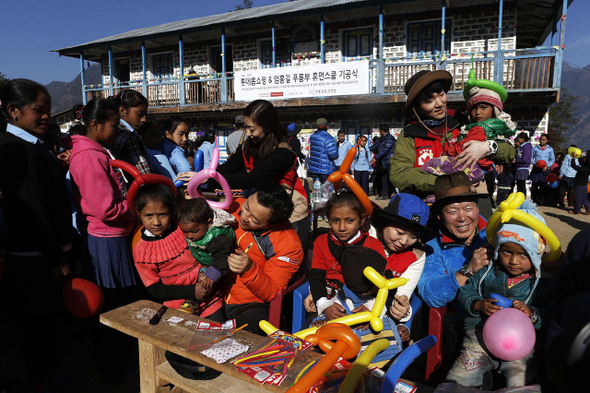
[308,130,338,175]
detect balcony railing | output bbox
[83,47,559,108]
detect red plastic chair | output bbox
[425,306,449,382]
[268,260,306,329]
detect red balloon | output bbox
[546,173,558,183]
[536,160,547,169]
[63,278,105,319]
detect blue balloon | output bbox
[549,181,559,189]
[194,150,204,172]
[490,293,513,308]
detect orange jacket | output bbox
[225,200,303,305]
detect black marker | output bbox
[149,306,168,325]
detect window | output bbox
[343,29,373,60]
[260,39,291,67]
[407,19,451,55]
[210,46,233,73]
[152,53,174,80]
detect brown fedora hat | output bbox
[404,70,453,109]
[433,172,488,205]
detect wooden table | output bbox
[100,300,321,393]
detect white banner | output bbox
[234,61,370,101]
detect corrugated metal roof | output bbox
[54,0,373,53]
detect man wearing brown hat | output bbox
[389,70,515,203]
[308,118,338,183]
[417,172,491,308]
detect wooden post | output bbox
[553,0,568,90]
[138,339,165,393]
[320,14,325,64]
[376,6,385,94]
[272,22,276,68]
[440,1,446,71]
[493,0,504,85]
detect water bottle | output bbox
[313,178,321,204]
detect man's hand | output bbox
[452,140,490,171]
[474,298,502,316]
[389,294,410,321]
[228,249,253,274]
[469,245,492,274]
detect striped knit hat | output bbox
[466,86,503,116]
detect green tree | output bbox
[548,88,580,152]
[233,0,253,10]
[0,72,8,86]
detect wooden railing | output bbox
[82,47,559,108]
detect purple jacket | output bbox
[70,135,135,237]
[515,142,532,172]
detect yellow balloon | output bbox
[568,147,582,159]
[486,192,561,263]
[259,320,279,335]
[338,339,390,393]
[288,268,408,339]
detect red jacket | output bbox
[225,200,303,305]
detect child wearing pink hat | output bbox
[422,72,516,182]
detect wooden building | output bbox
[54,0,572,155]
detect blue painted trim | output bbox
[179,35,185,105]
[553,0,568,91]
[494,0,504,85]
[377,6,384,94]
[320,14,325,64]
[440,3,446,70]
[221,28,227,102]
[108,46,114,96]
[142,41,147,97]
[80,52,87,105]
[272,22,276,68]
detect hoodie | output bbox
[69,135,135,237]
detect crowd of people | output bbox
[0,68,589,393]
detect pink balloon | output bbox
[483,308,536,361]
[186,146,233,210]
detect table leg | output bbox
[138,339,165,393]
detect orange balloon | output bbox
[286,324,360,393]
[342,173,373,216]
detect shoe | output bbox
[569,211,580,215]
[584,210,590,215]
[376,196,388,200]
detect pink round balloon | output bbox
[483,308,535,361]
[186,146,233,210]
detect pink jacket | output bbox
[70,135,135,237]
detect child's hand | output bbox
[194,282,208,301]
[311,319,327,328]
[512,300,531,317]
[397,325,410,343]
[175,171,197,183]
[474,298,502,316]
[389,294,410,320]
[201,276,215,291]
[303,294,317,313]
[351,305,371,330]
[324,304,346,321]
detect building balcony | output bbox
[84,46,559,112]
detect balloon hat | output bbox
[186,136,233,210]
[110,160,177,216]
[259,267,407,338]
[486,192,561,263]
[463,57,508,103]
[328,139,373,216]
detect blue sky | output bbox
[1,0,588,85]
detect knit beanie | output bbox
[493,199,546,273]
[467,86,503,116]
